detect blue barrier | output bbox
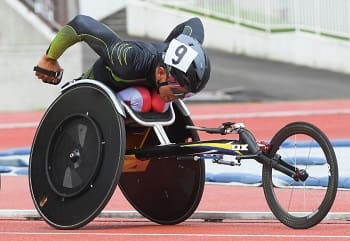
[205,173,350,188]
[339,177,350,189]
[0,147,31,157]
[0,155,29,167]
[281,139,350,148]
[1,141,350,189]
[206,172,262,184]
[13,167,29,175]
[283,156,326,165]
[273,174,322,187]
[0,166,12,173]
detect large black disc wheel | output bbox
[262,122,338,229]
[29,83,126,229]
[119,103,205,225]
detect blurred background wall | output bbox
[1,0,349,111]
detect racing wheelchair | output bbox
[29,79,338,230]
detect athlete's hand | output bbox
[34,55,63,85]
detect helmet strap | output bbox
[156,80,168,94]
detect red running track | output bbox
[1,176,350,241]
[0,100,350,240]
[0,100,349,150]
[188,99,350,141]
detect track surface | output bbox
[1,176,350,241]
[1,100,350,240]
[1,99,349,149]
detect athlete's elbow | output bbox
[67,15,96,33]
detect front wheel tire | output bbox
[262,122,338,229]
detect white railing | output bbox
[19,0,61,29]
[21,0,55,21]
[21,0,350,39]
[150,0,350,39]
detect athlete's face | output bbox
[166,74,193,99]
[155,66,192,102]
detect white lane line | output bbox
[0,122,38,129]
[1,108,350,129]
[191,108,350,121]
[0,232,350,238]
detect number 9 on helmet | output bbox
[164,34,211,93]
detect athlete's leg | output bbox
[151,89,170,113]
[117,87,151,113]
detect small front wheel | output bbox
[262,122,338,229]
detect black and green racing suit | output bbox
[45,15,205,92]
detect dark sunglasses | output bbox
[167,74,193,99]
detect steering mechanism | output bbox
[186,122,245,135]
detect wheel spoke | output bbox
[262,122,338,228]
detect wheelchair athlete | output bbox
[34,15,210,113]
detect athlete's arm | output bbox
[35,15,120,84]
[46,15,118,61]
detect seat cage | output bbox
[61,79,191,145]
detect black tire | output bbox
[262,122,338,229]
[119,103,205,225]
[29,83,126,229]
